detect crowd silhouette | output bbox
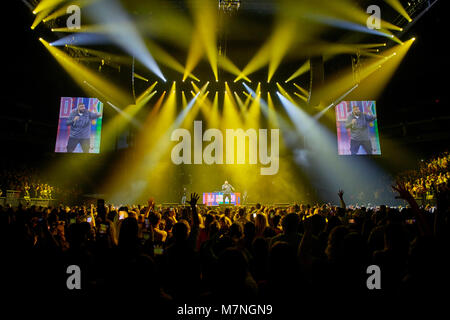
[1,165,449,315]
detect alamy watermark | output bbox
[366,265,381,289]
[170,121,280,175]
[66,5,81,30]
[367,5,381,30]
[66,265,81,290]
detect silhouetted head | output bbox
[243,221,256,240]
[269,241,297,279]
[326,225,349,262]
[172,221,189,242]
[384,223,407,252]
[148,211,161,227]
[118,217,138,249]
[217,248,248,286]
[311,214,326,235]
[281,213,300,234]
[229,223,243,239]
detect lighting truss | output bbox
[219,0,241,13]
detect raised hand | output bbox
[392,181,414,201]
[338,189,344,199]
[147,197,155,208]
[188,192,200,207]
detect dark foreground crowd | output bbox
[1,181,449,315]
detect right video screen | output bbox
[335,101,381,155]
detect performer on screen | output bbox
[222,180,235,204]
[66,102,101,153]
[345,105,376,155]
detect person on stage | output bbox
[221,180,235,204]
[66,102,101,153]
[181,187,187,205]
[345,105,376,155]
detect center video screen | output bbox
[335,101,381,155]
[55,97,103,153]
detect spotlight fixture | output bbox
[219,0,241,12]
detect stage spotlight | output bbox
[87,0,166,81]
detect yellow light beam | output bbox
[355,38,415,99]
[223,83,243,128]
[39,38,132,107]
[293,83,309,97]
[31,8,52,29]
[33,0,65,14]
[267,20,297,82]
[276,83,296,103]
[266,92,280,130]
[136,81,158,104]
[384,0,412,22]
[294,92,308,102]
[285,60,310,83]
[208,91,220,128]
[218,55,251,83]
[189,0,218,81]
[310,40,414,111]
[146,40,200,82]
[183,38,204,81]
[43,0,93,22]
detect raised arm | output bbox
[188,192,200,227]
[144,197,155,218]
[365,110,376,122]
[338,189,346,209]
[392,181,432,237]
[89,110,102,119]
[298,217,313,267]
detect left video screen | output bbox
[55,97,103,153]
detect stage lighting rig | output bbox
[219,0,241,13]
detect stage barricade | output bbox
[0,196,57,207]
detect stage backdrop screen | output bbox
[55,97,103,153]
[335,101,381,155]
